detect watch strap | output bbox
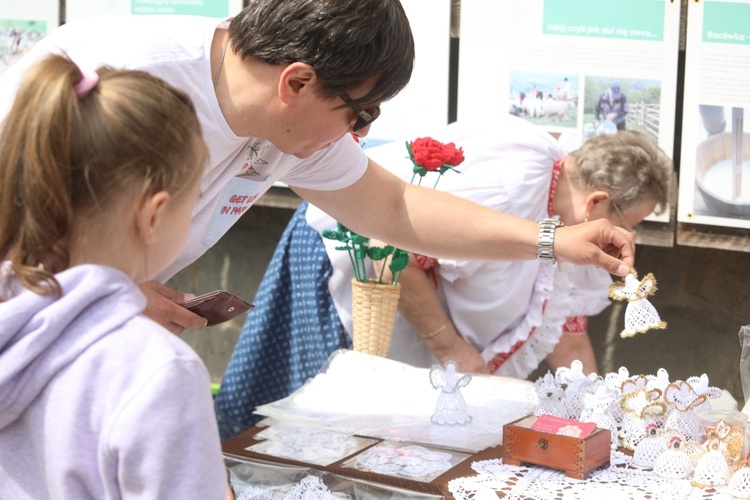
[538,218,564,264]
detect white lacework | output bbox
[448,456,736,499]
[692,448,731,488]
[728,465,750,498]
[609,270,667,338]
[246,426,375,466]
[235,475,332,500]
[632,429,667,469]
[284,476,333,500]
[236,485,276,500]
[430,361,472,425]
[355,444,455,481]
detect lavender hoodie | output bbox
[0,264,226,499]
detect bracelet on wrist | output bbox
[420,322,447,339]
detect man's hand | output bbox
[554,219,634,276]
[139,281,208,334]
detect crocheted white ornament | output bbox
[532,371,566,418]
[429,361,472,425]
[609,269,667,338]
[728,457,750,499]
[633,424,668,469]
[654,436,695,479]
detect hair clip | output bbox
[74,71,99,98]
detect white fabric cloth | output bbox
[0,263,226,499]
[0,15,367,281]
[307,116,612,378]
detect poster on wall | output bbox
[678,0,750,230]
[458,0,681,223]
[66,0,245,22]
[0,0,59,75]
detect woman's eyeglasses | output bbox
[610,199,634,233]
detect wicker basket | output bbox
[351,278,401,357]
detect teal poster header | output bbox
[132,0,229,17]
[703,1,750,46]
[543,0,665,41]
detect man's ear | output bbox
[135,191,171,245]
[278,62,317,102]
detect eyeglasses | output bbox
[610,199,634,233]
[338,92,381,132]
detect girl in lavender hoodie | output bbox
[0,55,228,499]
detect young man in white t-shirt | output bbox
[0,0,636,334]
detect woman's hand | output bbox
[426,324,489,374]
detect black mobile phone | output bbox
[183,290,254,326]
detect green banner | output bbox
[703,1,750,46]
[132,0,229,17]
[543,0,665,41]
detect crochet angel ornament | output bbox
[609,269,667,338]
[664,380,707,441]
[533,371,566,418]
[555,360,598,420]
[579,380,619,450]
[619,388,668,450]
[429,361,472,425]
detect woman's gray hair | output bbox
[567,131,674,215]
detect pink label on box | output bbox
[530,414,596,439]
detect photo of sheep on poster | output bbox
[0,19,46,75]
[581,76,661,144]
[508,70,578,128]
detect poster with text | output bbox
[678,0,750,229]
[458,0,681,223]
[0,0,59,75]
[66,0,244,22]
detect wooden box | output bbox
[502,415,611,480]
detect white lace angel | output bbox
[430,361,472,425]
[619,388,668,450]
[609,269,667,338]
[579,380,619,450]
[664,380,706,441]
[533,371,566,418]
[555,360,598,419]
[686,373,722,414]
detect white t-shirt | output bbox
[0,15,367,280]
[308,116,612,378]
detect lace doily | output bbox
[246,425,377,466]
[448,455,736,500]
[234,475,333,500]
[352,443,459,482]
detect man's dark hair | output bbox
[229,0,415,108]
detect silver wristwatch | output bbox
[537,218,564,265]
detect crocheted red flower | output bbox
[406,137,464,187]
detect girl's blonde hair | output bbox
[0,54,206,295]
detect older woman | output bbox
[355,121,672,377]
[215,116,673,440]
